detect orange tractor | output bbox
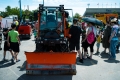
[24,4,77,75]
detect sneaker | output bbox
[103,51,106,53]
[11,58,15,64]
[16,59,20,62]
[109,57,116,60]
[87,56,92,59]
[96,51,100,53]
[79,59,83,63]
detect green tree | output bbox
[112,11,118,14]
[73,13,81,19]
[0,6,26,20]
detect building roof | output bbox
[83,8,120,17]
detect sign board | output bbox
[1,18,13,28]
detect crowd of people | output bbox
[68,18,120,63]
[0,17,120,65]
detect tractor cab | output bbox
[35,5,71,52]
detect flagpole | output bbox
[87,3,90,8]
[19,0,22,23]
[43,0,44,5]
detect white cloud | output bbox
[27,0,89,15]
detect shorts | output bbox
[96,43,100,48]
[69,43,80,51]
[10,42,20,52]
[81,41,86,48]
[4,41,11,51]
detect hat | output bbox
[111,18,117,23]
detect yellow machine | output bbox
[24,4,77,75]
[95,14,118,24]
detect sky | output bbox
[0,0,120,16]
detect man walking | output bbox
[7,23,20,63]
[69,18,83,63]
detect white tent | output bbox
[1,18,13,28]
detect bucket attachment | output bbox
[25,51,77,75]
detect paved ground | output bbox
[0,35,120,80]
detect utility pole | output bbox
[43,0,44,6]
[19,0,22,23]
[87,3,90,8]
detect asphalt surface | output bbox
[0,35,120,80]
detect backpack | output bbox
[87,27,95,44]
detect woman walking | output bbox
[82,22,97,59]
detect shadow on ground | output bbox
[99,51,110,58]
[76,57,98,66]
[17,61,73,80]
[17,74,73,80]
[20,38,30,41]
[104,59,120,63]
[17,61,26,71]
[0,60,13,68]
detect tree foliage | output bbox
[73,13,81,19]
[0,6,82,22]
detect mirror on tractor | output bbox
[65,11,69,18]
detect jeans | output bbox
[110,40,118,58]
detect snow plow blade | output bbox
[25,51,77,75]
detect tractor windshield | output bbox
[40,8,63,31]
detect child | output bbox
[96,33,102,53]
